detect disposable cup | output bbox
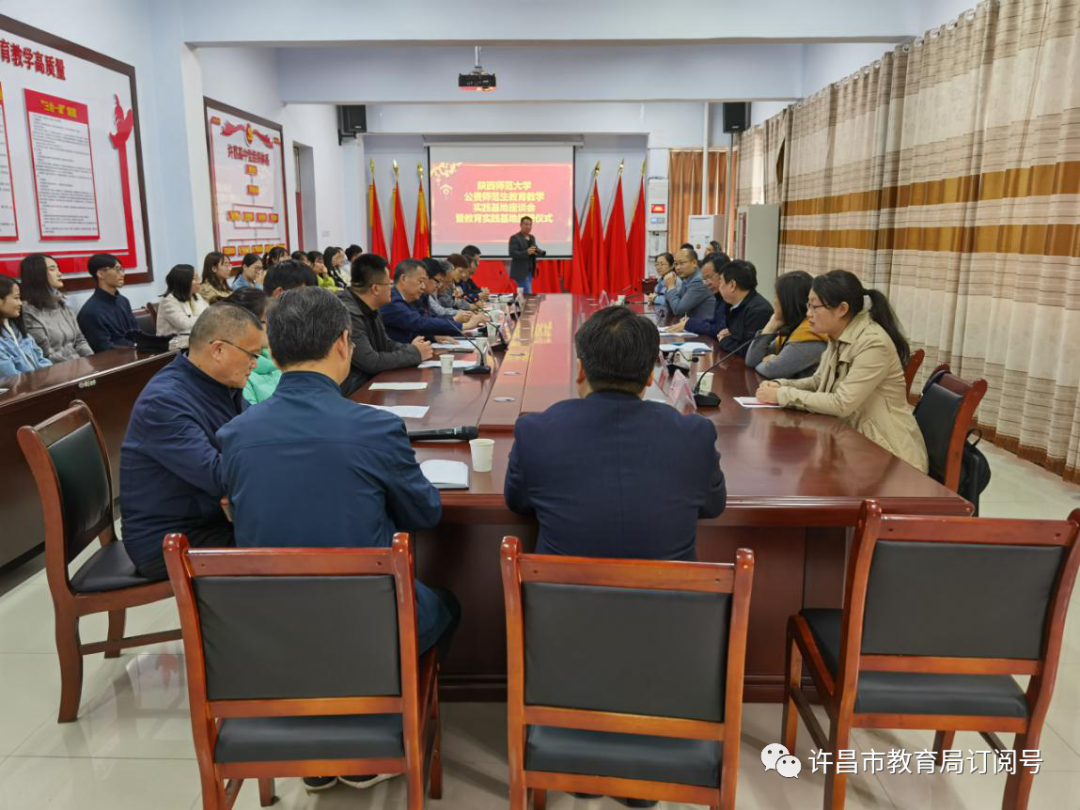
[474,337,489,358]
[680,346,695,364]
[486,323,497,340]
[699,371,714,392]
[440,354,455,373]
[469,438,495,472]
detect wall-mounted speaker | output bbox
[338,105,367,134]
[722,102,751,133]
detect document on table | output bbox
[434,340,476,352]
[660,331,696,337]
[734,397,782,409]
[419,360,475,369]
[363,404,431,419]
[420,459,470,490]
[659,342,711,354]
[368,382,429,391]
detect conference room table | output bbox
[352,294,971,702]
[0,348,176,568]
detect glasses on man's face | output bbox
[216,339,261,364]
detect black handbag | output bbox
[958,428,992,516]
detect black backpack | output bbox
[913,369,992,515]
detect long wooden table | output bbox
[0,349,175,568]
[352,294,971,701]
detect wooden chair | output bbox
[144,301,159,328]
[501,537,754,810]
[16,399,181,723]
[914,363,989,492]
[903,348,925,399]
[164,532,442,810]
[782,500,1080,810]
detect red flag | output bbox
[626,173,646,294]
[532,258,562,294]
[412,177,430,259]
[390,178,411,268]
[603,174,629,296]
[472,259,517,294]
[566,210,589,294]
[581,178,603,295]
[368,175,388,259]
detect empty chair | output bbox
[501,537,754,810]
[914,363,989,493]
[16,399,182,722]
[164,532,442,810]
[782,499,1080,810]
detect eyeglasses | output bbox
[216,339,261,364]
[807,302,830,312]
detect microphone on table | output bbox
[447,319,492,376]
[407,425,479,442]
[691,330,785,408]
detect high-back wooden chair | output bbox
[17,399,181,722]
[144,300,159,328]
[164,533,442,810]
[903,348,925,399]
[782,500,1080,810]
[501,537,754,810]
[914,363,988,492]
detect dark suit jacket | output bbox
[719,289,774,356]
[505,390,727,560]
[508,232,545,283]
[338,289,421,396]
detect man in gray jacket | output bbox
[338,253,433,396]
[659,247,716,320]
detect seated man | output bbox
[339,253,433,395]
[219,288,461,794]
[459,246,488,303]
[505,305,726,560]
[77,253,139,352]
[381,259,474,344]
[668,251,729,336]
[263,259,318,298]
[421,258,480,322]
[438,257,472,311]
[712,259,773,356]
[120,304,264,579]
[659,247,716,320]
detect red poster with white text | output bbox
[25,89,100,240]
[0,84,17,240]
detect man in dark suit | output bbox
[508,216,545,295]
[504,306,727,560]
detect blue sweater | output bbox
[76,288,139,352]
[120,354,247,570]
[217,371,451,653]
[381,287,458,344]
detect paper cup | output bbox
[474,337,489,358]
[699,371,714,392]
[469,438,495,472]
[440,354,455,373]
[680,346,695,364]
[486,323,497,340]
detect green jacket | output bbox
[243,349,281,405]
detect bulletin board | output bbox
[204,98,289,263]
[0,15,153,289]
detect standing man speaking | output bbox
[508,216,545,295]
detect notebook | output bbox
[420,459,470,490]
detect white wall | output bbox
[800,42,896,96]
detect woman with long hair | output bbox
[200,252,233,304]
[308,250,335,289]
[232,253,264,291]
[0,275,51,377]
[756,269,928,472]
[18,253,93,362]
[156,263,208,348]
[323,246,348,288]
[263,246,288,268]
[745,270,827,379]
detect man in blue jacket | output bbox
[657,247,716,320]
[670,252,730,337]
[380,259,468,344]
[505,305,727,560]
[120,304,264,579]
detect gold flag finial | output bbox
[593,161,601,176]
[641,157,647,176]
[417,161,424,178]
[618,159,625,175]
[369,158,375,176]
[392,160,399,176]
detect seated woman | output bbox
[232,252,264,290]
[0,276,52,377]
[220,286,280,405]
[745,270,827,379]
[308,250,336,289]
[323,245,349,288]
[19,253,93,363]
[156,264,209,349]
[755,269,928,473]
[200,251,233,304]
[646,252,675,307]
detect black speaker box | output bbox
[339,105,367,134]
[722,102,751,133]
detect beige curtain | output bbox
[667,150,731,253]
[736,109,791,209]
[759,0,1080,481]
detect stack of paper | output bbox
[659,342,711,354]
[369,382,429,391]
[420,459,470,490]
[419,359,475,370]
[435,340,476,352]
[734,397,782,409]
[363,404,431,419]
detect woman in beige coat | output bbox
[756,269,928,473]
[156,264,208,350]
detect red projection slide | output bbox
[430,160,573,257]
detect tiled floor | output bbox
[1,443,1079,809]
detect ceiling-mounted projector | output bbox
[459,46,495,92]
